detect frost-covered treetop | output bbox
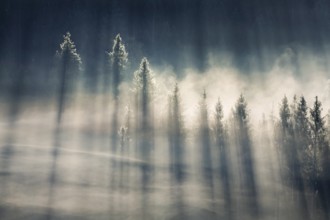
[133,57,155,91]
[56,32,82,65]
[109,34,128,68]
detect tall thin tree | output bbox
[109,34,128,151]
[46,32,81,220]
[309,96,327,191]
[108,34,128,99]
[168,83,185,183]
[133,57,155,191]
[233,94,258,216]
[108,35,128,190]
[293,96,311,180]
[55,32,81,124]
[198,90,216,213]
[213,98,232,219]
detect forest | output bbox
[0,30,329,220]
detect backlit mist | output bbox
[0,1,330,220]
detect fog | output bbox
[0,45,329,220]
[1,1,330,220]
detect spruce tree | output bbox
[278,95,297,183]
[55,32,82,124]
[214,98,225,150]
[108,34,128,98]
[198,90,216,210]
[199,90,212,178]
[280,96,292,135]
[234,94,258,215]
[133,58,155,190]
[168,83,185,183]
[213,98,232,218]
[293,96,311,180]
[109,34,128,158]
[134,57,155,135]
[294,96,310,145]
[234,94,254,184]
[309,96,327,190]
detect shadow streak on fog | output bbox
[1,49,330,219]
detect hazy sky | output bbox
[1,0,330,75]
[1,2,330,220]
[1,0,330,103]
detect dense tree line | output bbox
[52,32,330,219]
[56,32,330,189]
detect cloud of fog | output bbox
[149,47,330,129]
[5,47,330,136]
[2,47,330,220]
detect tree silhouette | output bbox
[199,90,212,182]
[167,83,186,219]
[168,83,185,183]
[278,95,297,183]
[294,96,310,145]
[108,34,127,150]
[279,96,292,135]
[55,32,81,124]
[108,34,128,191]
[308,96,330,218]
[134,57,155,135]
[213,98,232,219]
[108,34,128,98]
[233,94,258,216]
[309,96,327,191]
[293,96,311,181]
[133,57,155,191]
[197,90,216,213]
[278,95,309,220]
[214,99,225,151]
[46,32,82,220]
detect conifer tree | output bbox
[199,90,212,178]
[134,58,155,133]
[108,34,128,161]
[309,96,327,190]
[294,96,310,144]
[214,98,230,192]
[47,33,81,219]
[109,34,127,156]
[234,95,254,184]
[168,83,185,183]
[108,34,128,98]
[280,96,292,135]
[214,98,225,150]
[198,90,215,209]
[233,94,258,214]
[55,32,82,124]
[278,95,297,181]
[290,95,298,121]
[293,96,311,179]
[213,98,232,218]
[133,58,155,190]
